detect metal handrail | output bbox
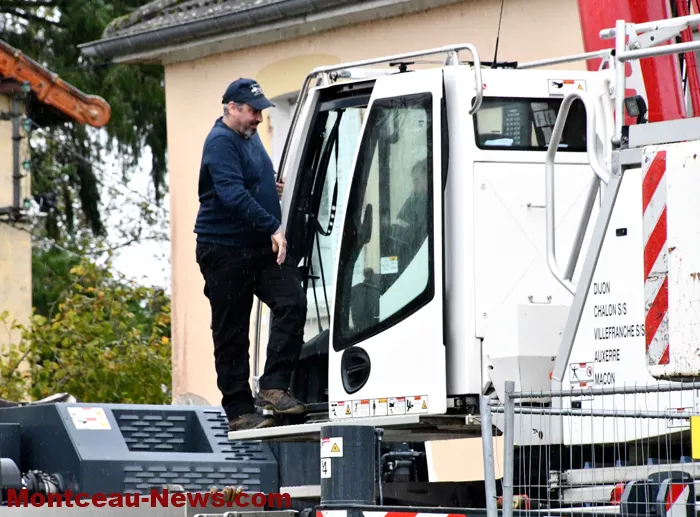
[599,13,700,39]
[517,49,613,70]
[545,90,610,295]
[276,43,485,179]
[605,18,700,145]
[308,44,483,113]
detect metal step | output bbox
[562,480,700,506]
[562,461,700,485]
[280,485,320,500]
[556,461,700,506]
[227,413,481,443]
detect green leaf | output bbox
[0,253,171,404]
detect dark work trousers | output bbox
[195,242,307,420]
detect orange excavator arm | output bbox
[0,39,111,128]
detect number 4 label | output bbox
[321,458,331,478]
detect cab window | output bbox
[474,96,587,151]
[333,92,434,351]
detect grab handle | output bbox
[545,91,610,295]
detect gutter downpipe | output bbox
[12,95,20,215]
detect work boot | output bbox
[227,412,275,431]
[255,389,306,415]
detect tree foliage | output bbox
[0,251,172,404]
[0,1,173,405]
[1,0,167,241]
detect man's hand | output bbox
[271,229,287,265]
[276,179,284,200]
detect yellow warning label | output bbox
[345,405,351,415]
[578,84,583,90]
[692,416,700,459]
[422,400,427,410]
[321,437,343,458]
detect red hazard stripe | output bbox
[666,483,688,510]
[645,276,668,350]
[644,207,667,280]
[642,149,669,367]
[642,150,667,214]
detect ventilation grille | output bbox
[114,408,272,459]
[122,464,263,494]
[114,409,209,453]
[201,409,270,461]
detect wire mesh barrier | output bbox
[480,380,700,516]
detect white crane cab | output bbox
[249,46,618,440]
[325,65,613,419]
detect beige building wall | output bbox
[0,94,32,375]
[166,0,585,422]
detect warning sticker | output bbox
[570,384,594,402]
[371,398,388,416]
[380,256,399,275]
[406,395,428,414]
[548,78,586,96]
[354,400,371,418]
[330,401,352,419]
[668,408,692,429]
[569,361,594,384]
[68,407,111,430]
[321,458,331,478]
[321,437,343,458]
[388,397,406,415]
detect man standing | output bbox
[194,78,307,431]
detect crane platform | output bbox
[227,412,482,443]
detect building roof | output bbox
[0,39,111,128]
[79,0,367,62]
[102,0,284,39]
[78,0,465,64]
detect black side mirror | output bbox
[624,95,648,124]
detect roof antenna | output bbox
[491,0,506,69]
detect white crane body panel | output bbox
[322,65,614,424]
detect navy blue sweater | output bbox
[194,118,281,248]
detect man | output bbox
[393,158,429,266]
[194,78,308,431]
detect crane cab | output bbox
[249,47,617,438]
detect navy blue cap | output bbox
[222,78,275,111]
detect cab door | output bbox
[328,68,448,419]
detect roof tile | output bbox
[103,0,284,38]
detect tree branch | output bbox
[0,348,32,392]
